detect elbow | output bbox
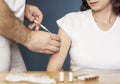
[47,65,62,72]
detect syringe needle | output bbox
[34,20,51,33]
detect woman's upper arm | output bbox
[47,28,71,71]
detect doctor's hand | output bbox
[24,4,43,30]
[23,31,61,54]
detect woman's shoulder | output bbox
[64,9,91,18]
[57,9,92,24]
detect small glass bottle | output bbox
[68,71,73,82]
[59,70,64,82]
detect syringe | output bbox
[34,20,51,33]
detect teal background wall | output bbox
[19,0,82,71]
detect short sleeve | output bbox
[4,0,26,21]
[56,13,74,37]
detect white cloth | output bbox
[4,0,25,21]
[57,10,120,71]
[0,0,26,71]
[0,36,11,71]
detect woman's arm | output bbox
[47,28,71,71]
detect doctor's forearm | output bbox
[0,0,30,44]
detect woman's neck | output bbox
[92,5,116,23]
[92,7,117,31]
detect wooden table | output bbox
[0,70,120,84]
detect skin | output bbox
[47,28,71,71]
[0,0,61,54]
[25,4,43,30]
[47,0,118,71]
[87,0,117,31]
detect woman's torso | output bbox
[57,10,120,71]
[70,10,120,71]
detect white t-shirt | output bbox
[4,0,26,21]
[57,10,120,71]
[0,0,26,71]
